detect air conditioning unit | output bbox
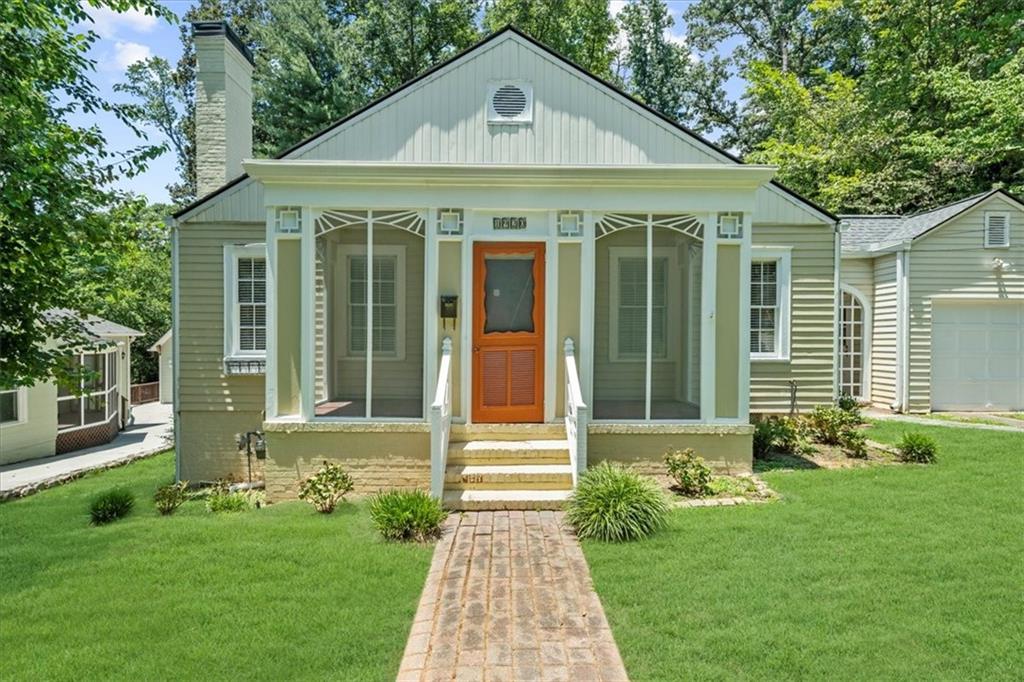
[487,81,533,125]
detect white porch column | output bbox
[738,213,753,421]
[423,209,439,417]
[700,213,717,422]
[300,206,315,420]
[580,211,596,409]
[265,207,278,418]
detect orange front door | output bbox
[472,242,545,423]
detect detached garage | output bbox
[931,302,1023,411]
[841,189,1024,414]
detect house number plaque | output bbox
[492,216,527,230]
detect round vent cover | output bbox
[492,84,527,118]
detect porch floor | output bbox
[592,399,699,420]
[315,399,422,419]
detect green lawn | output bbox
[0,453,432,681]
[583,423,1024,680]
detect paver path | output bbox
[865,409,1023,432]
[398,510,629,682]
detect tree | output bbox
[481,0,619,78]
[0,0,170,389]
[617,0,690,121]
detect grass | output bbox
[583,423,1023,680]
[998,412,1024,422]
[0,452,433,681]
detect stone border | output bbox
[673,474,778,509]
[0,445,173,503]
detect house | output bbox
[839,190,1023,413]
[169,22,843,507]
[0,311,140,465]
[149,329,173,405]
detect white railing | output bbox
[564,337,588,486]
[429,337,453,498]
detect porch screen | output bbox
[593,216,701,420]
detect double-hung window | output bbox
[0,388,26,426]
[224,244,267,360]
[610,251,669,361]
[344,246,405,359]
[750,247,791,360]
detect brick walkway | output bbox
[397,511,629,682]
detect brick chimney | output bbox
[192,21,253,196]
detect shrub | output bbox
[664,448,712,497]
[154,481,189,516]
[207,490,257,513]
[89,488,135,525]
[836,393,861,417]
[807,404,859,445]
[298,462,355,513]
[841,429,868,459]
[565,463,669,542]
[753,416,807,458]
[369,490,447,542]
[896,432,938,463]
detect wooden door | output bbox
[472,242,545,422]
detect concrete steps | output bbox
[442,424,574,510]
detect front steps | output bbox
[442,425,574,510]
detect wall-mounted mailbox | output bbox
[440,295,458,329]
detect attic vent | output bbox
[984,211,1010,248]
[487,82,532,124]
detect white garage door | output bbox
[931,301,1024,411]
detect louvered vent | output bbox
[985,212,1010,247]
[487,82,532,124]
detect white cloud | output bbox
[609,1,628,17]
[83,4,158,39]
[111,41,152,70]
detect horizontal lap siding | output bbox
[841,258,874,297]
[871,255,898,407]
[907,197,1024,412]
[751,224,836,413]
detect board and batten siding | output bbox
[906,196,1024,412]
[176,220,265,481]
[750,223,837,413]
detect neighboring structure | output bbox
[0,311,140,465]
[149,330,173,404]
[168,23,840,506]
[840,189,1023,413]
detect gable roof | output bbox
[840,189,1023,252]
[173,26,835,223]
[44,309,143,342]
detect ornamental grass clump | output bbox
[89,488,135,525]
[565,462,669,542]
[298,462,355,513]
[664,448,712,497]
[369,490,447,542]
[896,432,938,463]
[154,481,189,516]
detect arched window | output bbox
[840,287,871,400]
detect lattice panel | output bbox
[315,209,426,237]
[595,212,704,241]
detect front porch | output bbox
[249,162,766,504]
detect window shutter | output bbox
[985,212,1010,247]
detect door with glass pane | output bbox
[472,243,545,422]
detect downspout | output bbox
[168,215,181,482]
[833,220,844,401]
[891,243,911,413]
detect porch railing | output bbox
[564,337,588,485]
[429,337,454,498]
[130,381,159,405]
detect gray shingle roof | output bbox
[840,190,1004,252]
[43,309,143,342]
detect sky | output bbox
[78,1,740,205]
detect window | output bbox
[612,255,668,360]
[224,244,267,359]
[984,211,1010,248]
[840,288,870,399]
[0,388,26,426]
[750,247,792,360]
[57,349,118,431]
[343,246,405,359]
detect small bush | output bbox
[154,481,189,516]
[207,490,256,513]
[89,488,135,525]
[298,462,355,513]
[836,393,862,418]
[369,490,447,542]
[753,416,807,458]
[807,405,860,445]
[841,429,868,459]
[896,432,938,463]
[565,463,669,542]
[664,448,712,497]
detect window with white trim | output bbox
[612,256,668,360]
[224,244,267,358]
[984,211,1010,248]
[840,290,867,398]
[342,245,405,359]
[0,388,26,426]
[56,349,119,431]
[750,248,791,360]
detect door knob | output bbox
[473,346,480,352]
